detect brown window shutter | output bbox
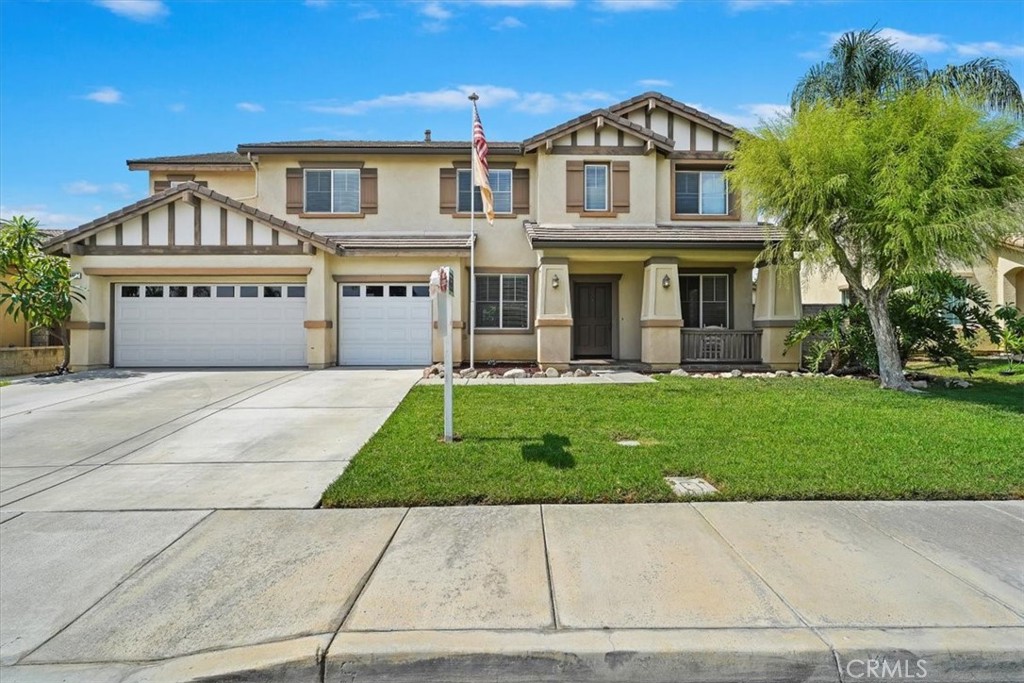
[439,168,457,214]
[728,186,740,219]
[361,168,378,214]
[565,160,584,212]
[153,180,171,193]
[286,168,303,214]
[611,161,630,212]
[512,168,530,214]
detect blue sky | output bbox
[1,0,1021,227]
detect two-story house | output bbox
[45,92,802,371]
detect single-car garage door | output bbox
[339,283,432,366]
[115,283,306,367]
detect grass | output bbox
[0,379,10,388]
[322,359,1023,507]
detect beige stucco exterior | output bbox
[56,92,799,371]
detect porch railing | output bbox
[681,328,763,363]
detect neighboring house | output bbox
[802,238,1024,312]
[44,92,801,372]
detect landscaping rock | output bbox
[532,372,546,379]
[774,371,790,378]
[503,369,527,379]
[910,380,929,390]
[720,372,735,379]
[669,369,689,377]
[562,371,575,378]
[459,368,478,379]
[545,367,560,378]
[422,367,434,379]
[729,369,743,378]
[573,369,587,377]
[477,371,491,379]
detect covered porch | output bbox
[526,224,801,370]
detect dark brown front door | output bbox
[573,282,613,357]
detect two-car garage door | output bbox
[115,283,307,367]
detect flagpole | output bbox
[468,92,478,370]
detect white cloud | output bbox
[636,78,672,87]
[492,15,525,29]
[169,102,186,113]
[419,1,452,30]
[83,86,123,104]
[304,0,331,7]
[696,102,790,129]
[594,0,677,11]
[0,204,88,228]
[236,102,265,113]
[94,0,168,22]
[309,86,612,116]
[63,181,132,196]
[309,85,520,115]
[727,0,793,11]
[876,27,947,53]
[954,41,1024,58]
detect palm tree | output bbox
[793,28,1024,116]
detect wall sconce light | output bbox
[661,274,672,289]
[552,273,560,289]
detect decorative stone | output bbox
[545,367,560,378]
[562,371,575,378]
[461,369,478,379]
[730,369,743,378]
[664,476,719,497]
[422,367,434,379]
[720,372,735,379]
[503,369,527,379]
[669,369,689,377]
[477,371,491,379]
[532,371,545,378]
[910,380,929,389]
[774,371,790,378]
[573,369,587,377]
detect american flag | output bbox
[472,101,495,225]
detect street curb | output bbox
[325,628,838,683]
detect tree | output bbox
[786,272,1002,375]
[994,304,1024,374]
[793,28,1024,117]
[730,92,1024,389]
[0,216,82,373]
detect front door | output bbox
[573,282,613,357]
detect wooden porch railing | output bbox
[681,328,763,363]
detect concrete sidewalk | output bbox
[1,501,1021,682]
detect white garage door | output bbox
[339,283,432,366]
[115,283,307,367]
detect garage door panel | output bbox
[339,284,432,366]
[115,283,306,368]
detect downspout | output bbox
[234,152,259,201]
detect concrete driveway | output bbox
[0,368,420,510]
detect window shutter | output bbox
[611,161,630,212]
[565,160,584,212]
[439,168,457,214]
[361,168,378,214]
[153,180,171,193]
[512,168,530,214]
[286,168,303,214]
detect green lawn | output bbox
[322,360,1023,507]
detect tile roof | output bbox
[44,183,336,253]
[237,140,523,154]
[126,151,249,166]
[1002,235,1024,251]
[607,91,738,134]
[522,109,673,152]
[321,233,475,251]
[523,221,779,248]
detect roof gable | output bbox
[523,109,674,154]
[608,92,737,137]
[45,183,335,254]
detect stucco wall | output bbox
[535,152,657,225]
[151,171,256,199]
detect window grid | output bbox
[475,274,529,330]
[680,274,730,328]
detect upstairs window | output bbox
[584,163,609,212]
[457,169,512,214]
[305,169,360,214]
[675,170,728,215]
